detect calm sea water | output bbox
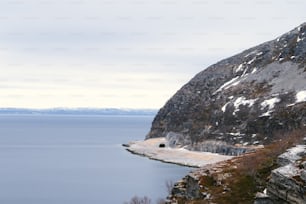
[0,115,191,204]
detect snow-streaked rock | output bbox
[296,90,306,103]
[233,97,257,115]
[277,145,306,166]
[265,144,306,203]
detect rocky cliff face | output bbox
[255,142,306,204]
[147,23,306,155]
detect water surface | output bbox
[0,115,191,204]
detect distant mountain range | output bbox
[0,108,157,115]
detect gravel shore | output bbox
[125,138,233,167]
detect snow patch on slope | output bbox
[215,76,240,93]
[261,97,280,110]
[235,64,244,73]
[247,57,256,65]
[233,97,257,115]
[221,102,230,112]
[296,90,306,103]
[297,36,302,42]
[260,97,281,116]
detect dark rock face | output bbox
[147,23,306,154]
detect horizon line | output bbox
[0,107,158,115]
[0,107,158,110]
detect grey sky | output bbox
[0,0,305,108]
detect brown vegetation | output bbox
[180,128,306,204]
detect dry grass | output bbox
[182,128,306,204]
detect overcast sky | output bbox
[0,0,305,109]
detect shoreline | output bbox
[126,147,199,168]
[124,138,233,168]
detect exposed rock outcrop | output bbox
[167,139,306,204]
[166,155,247,203]
[263,144,306,203]
[165,131,253,155]
[147,23,306,155]
[166,161,228,203]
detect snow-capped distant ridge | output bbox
[0,108,157,116]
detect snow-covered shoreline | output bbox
[124,138,233,168]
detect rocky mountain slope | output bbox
[147,23,306,155]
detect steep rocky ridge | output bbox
[147,23,306,155]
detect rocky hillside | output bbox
[166,130,306,203]
[147,23,306,155]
